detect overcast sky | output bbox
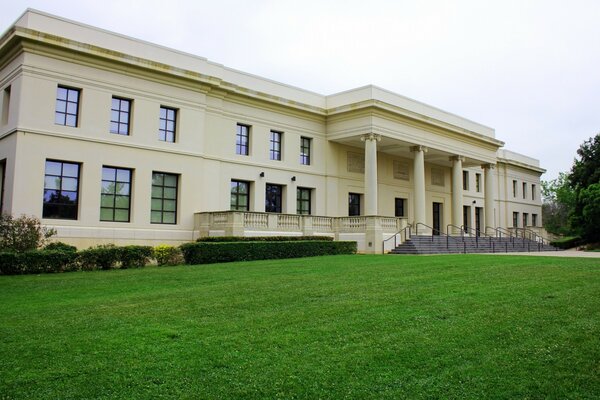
[3,0,599,181]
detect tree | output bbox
[541,173,575,235]
[0,214,56,252]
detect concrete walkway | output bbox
[481,249,600,258]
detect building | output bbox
[0,9,545,253]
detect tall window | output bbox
[522,182,527,199]
[513,212,519,228]
[532,184,536,200]
[43,160,80,220]
[1,86,10,125]
[236,124,250,155]
[395,198,407,217]
[297,187,311,215]
[512,180,517,197]
[475,173,481,192]
[532,214,538,227]
[100,167,132,222]
[300,137,311,165]
[462,171,469,190]
[110,97,131,135]
[55,86,80,127]
[270,131,282,160]
[151,172,178,224]
[159,106,177,142]
[230,180,250,211]
[523,213,529,227]
[265,184,283,213]
[0,159,5,213]
[349,193,361,216]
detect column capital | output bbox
[360,133,381,142]
[482,163,496,170]
[410,145,428,153]
[450,155,465,163]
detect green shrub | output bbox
[0,250,78,275]
[77,244,120,271]
[550,236,583,249]
[44,242,77,252]
[119,246,153,268]
[180,241,356,265]
[196,235,334,242]
[153,245,184,266]
[0,214,56,252]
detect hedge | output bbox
[196,235,334,242]
[550,236,583,249]
[180,240,356,265]
[0,250,78,275]
[119,246,153,268]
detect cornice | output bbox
[496,157,546,175]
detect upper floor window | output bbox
[349,193,361,216]
[462,171,469,190]
[43,160,80,220]
[100,166,132,222]
[300,137,311,165]
[297,187,311,215]
[236,124,250,155]
[110,97,131,135]
[475,173,481,192]
[270,131,282,160]
[265,184,283,213]
[55,86,80,127]
[1,86,10,125]
[532,184,536,200]
[512,180,517,197]
[522,182,527,199]
[159,106,177,142]
[151,172,178,224]
[231,180,250,211]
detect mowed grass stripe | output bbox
[0,255,599,399]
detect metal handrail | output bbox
[415,222,467,253]
[382,223,412,253]
[486,226,515,241]
[514,227,556,250]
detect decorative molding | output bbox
[360,133,381,142]
[431,167,445,186]
[450,155,465,162]
[410,145,428,153]
[393,160,410,181]
[347,152,365,174]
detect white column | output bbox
[483,164,496,232]
[450,156,464,234]
[361,133,381,216]
[411,146,428,227]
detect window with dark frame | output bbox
[230,180,250,211]
[462,171,469,190]
[300,137,311,165]
[395,198,406,217]
[100,167,132,222]
[349,193,361,216]
[532,184,536,200]
[523,212,529,227]
[265,184,283,213]
[475,173,481,192]
[532,213,538,227]
[55,86,80,127]
[513,180,517,197]
[0,159,5,213]
[522,182,527,199]
[159,106,177,142]
[151,172,178,224]
[513,211,519,228]
[297,187,311,215]
[270,130,282,160]
[236,124,250,155]
[43,160,80,220]
[110,97,131,135]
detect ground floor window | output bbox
[100,167,132,222]
[348,193,361,216]
[394,198,406,217]
[523,213,529,227]
[532,213,538,227]
[297,187,311,215]
[43,160,80,220]
[463,205,470,231]
[265,184,283,213]
[230,180,250,211]
[0,159,5,213]
[151,172,177,224]
[513,212,519,228]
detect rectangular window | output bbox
[55,86,80,127]
[0,159,5,213]
[475,173,481,192]
[265,184,283,213]
[110,97,131,135]
[159,106,177,142]
[300,137,311,165]
[349,193,361,216]
[151,172,178,224]
[513,180,517,197]
[236,124,250,155]
[522,182,527,199]
[532,184,536,200]
[270,130,282,160]
[2,86,11,125]
[462,171,469,190]
[513,212,519,228]
[297,187,311,215]
[230,180,250,211]
[532,214,538,227]
[523,213,529,227]
[395,198,406,217]
[100,167,132,222]
[43,160,80,220]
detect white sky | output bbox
[3,0,600,180]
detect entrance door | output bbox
[475,207,482,236]
[433,202,442,235]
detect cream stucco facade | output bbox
[0,10,545,253]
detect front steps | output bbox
[389,235,560,255]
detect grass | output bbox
[1,254,599,399]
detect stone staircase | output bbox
[389,235,560,255]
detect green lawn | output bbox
[1,255,599,399]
